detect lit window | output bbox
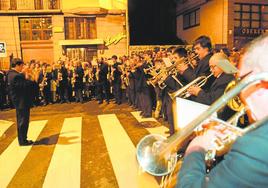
[64,17,97,40]
[19,17,52,41]
[234,3,267,29]
[183,9,200,30]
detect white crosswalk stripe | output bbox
[131,111,169,137]
[0,120,14,137]
[0,120,47,188]
[43,117,82,188]
[98,114,159,188]
[0,113,171,188]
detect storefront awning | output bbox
[59,39,104,46]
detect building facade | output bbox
[176,0,268,49]
[0,0,127,69]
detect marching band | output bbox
[2,34,268,187]
[0,35,246,135]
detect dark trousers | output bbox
[16,108,30,144]
[135,91,142,110]
[75,88,83,102]
[113,83,122,104]
[97,81,109,102]
[166,96,175,135]
[128,88,135,105]
[59,84,69,102]
[141,88,152,116]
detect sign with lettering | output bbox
[0,42,7,57]
[234,28,267,37]
[104,33,126,46]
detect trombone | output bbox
[136,72,268,177]
[169,73,214,100]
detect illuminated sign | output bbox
[104,33,126,46]
[234,28,267,37]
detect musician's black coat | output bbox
[7,69,34,109]
[194,73,234,105]
[182,53,212,82]
[99,62,108,82]
[7,69,34,144]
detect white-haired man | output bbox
[187,53,234,105]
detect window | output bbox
[183,8,200,30]
[19,17,52,41]
[64,17,97,40]
[0,0,60,10]
[234,3,268,29]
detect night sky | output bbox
[128,0,183,45]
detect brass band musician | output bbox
[177,34,268,188]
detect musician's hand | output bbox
[185,130,217,157]
[176,63,188,74]
[188,86,202,96]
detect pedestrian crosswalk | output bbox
[0,112,171,188]
[0,120,14,137]
[0,120,47,188]
[43,117,82,188]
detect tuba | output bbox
[136,72,268,176]
[224,79,244,111]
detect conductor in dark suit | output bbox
[177,35,268,188]
[7,58,34,146]
[187,53,234,105]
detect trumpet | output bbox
[136,72,268,176]
[169,73,213,100]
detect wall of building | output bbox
[0,16,21,69]
[52,15,65,62]
[61,0,100,10]
[99,0,126,10]
[176,0,228,46]
[96,14,127,57]
[62,0,126,10]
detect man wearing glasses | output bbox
[187,53,234,105]
[176,34,268,187]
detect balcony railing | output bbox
[0,0,60,11]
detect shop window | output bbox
[64,17,97,40]
[235,12,240,20]
[19,17,52,41]
[242,13,250,19]
[252,13,259,20]
[242,5,250,12]
[234,3,268,29]
[183,8,200,30]
[234,4,240,11]
[234,20,240,27]
[252,5,259,12]
[262,14,268,22]
[242,21,250,27]
[252,21,259,28]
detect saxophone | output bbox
[39,71,47,91]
